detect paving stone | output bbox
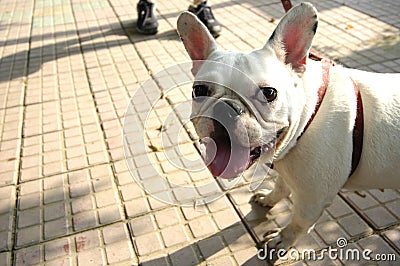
[0,186,15,251]
[363,206,398,229]
[306,256,341,265]
[98,205,122,224]
[73,211,97,231]
[222,226,254,252]
[382,227,400,251]
[181,205,208,220]
[314,220,349,246]
[234,200,270,223]
[207,255,236,265]
[342,191,380,210]
[102,222,129,244]
[212,208,241,230]
[69,181,91,198]
[233,247,264,265]
[14,246,42,266]
[77,248,105,265]
[45,190,66,206]
[0,231,12,252]
[326,196,354,218]
[169,245,199,266]
[188,215,217,238]
[161,224,189,247]
[105,240,135,264]
[206,196,231,212]
[0,252,11,266]
[148,193,172,210]
[44,238,71,261]
[44,218,68,239]
[44,201,66,221]
[155,207,181,228]
[369,189,399,203]
[75,230,101,253]
[125,197,150,218]
[95,189,118,208]
[198,235,229,261]
[16,225,41,247]
[135,232,163,256]
[337,214,373,238]
[386,199,400,219]
[129,215,157,237]
[140,255,170,266]
[71,195,94,214]
[293,231,326,253]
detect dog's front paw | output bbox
[258,229,292,262]
[253,189,279,207]
[263,229,283,249]
[263,228,293,255]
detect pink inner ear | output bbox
[184,27,210,61]
[283,25,307,68]
[283,26,306,66]
[186,33,208,75]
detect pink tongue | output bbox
[205,136,250,179]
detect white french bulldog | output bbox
[177,2,400,252]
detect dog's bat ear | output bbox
[177,11,218,74]
[265,2,318,72]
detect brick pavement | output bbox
[0,0,399,265]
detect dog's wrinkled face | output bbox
[190,51,294,178]
[177,4,318,178]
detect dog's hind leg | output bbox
[254,176,291,207]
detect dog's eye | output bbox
[192,84,210,99]
[261,87,277,102]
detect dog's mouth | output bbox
[200,121,283,179]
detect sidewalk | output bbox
[0,0,399,265]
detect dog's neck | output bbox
[274,59,326,160]
[300,58,335,135]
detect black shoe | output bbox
[188,1,221,38]
[136,0,158,35]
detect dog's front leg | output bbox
[265,191,335,252]
[254,176,291,207]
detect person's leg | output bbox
[136,0,158,35]
[136,0,221,37]
[188,1,221,38]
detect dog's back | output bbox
[344,70,400,189]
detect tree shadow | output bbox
[0,20,179,83]
[139,200,272,266]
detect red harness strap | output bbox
[301,58,364,177]
[280,0,293,12]
[351,80,364,176]
[281,0,363,176]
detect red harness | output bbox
[302,57,364,177]
[281,0,364,176]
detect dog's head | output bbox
[177,3,318,179]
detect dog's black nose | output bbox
[214,100,243,118]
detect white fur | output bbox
[177,2,400,254]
